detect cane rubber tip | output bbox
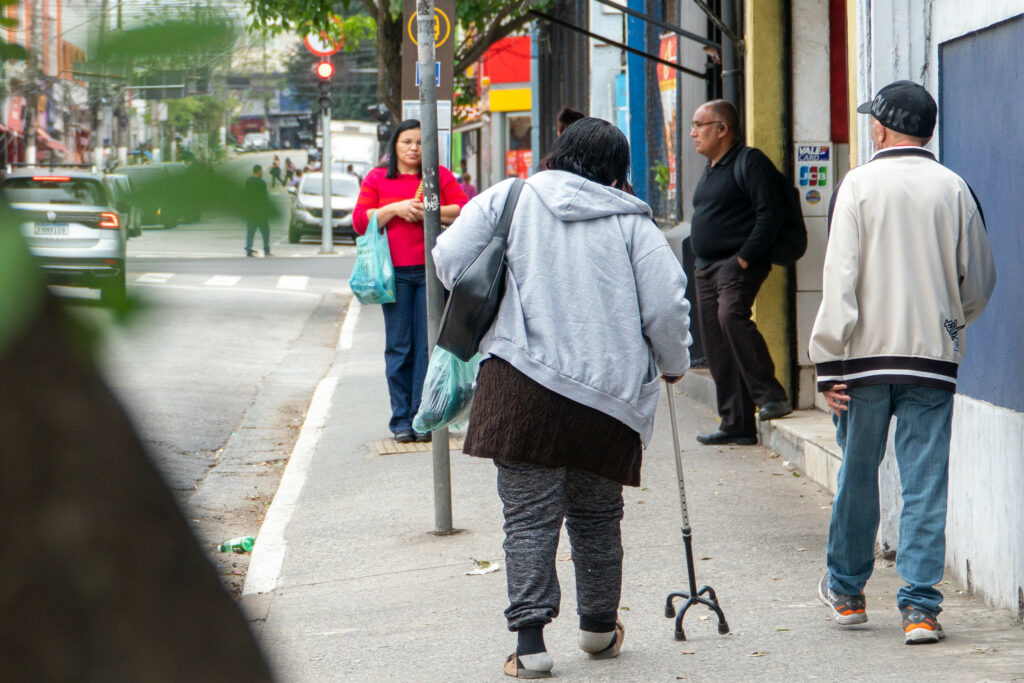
[718,622,730,635]
[674,630,686,641]
[665,606,676,618]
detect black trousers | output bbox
[694,257,788,436]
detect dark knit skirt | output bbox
[463,356,643,486]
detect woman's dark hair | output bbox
[385,119,421,179]
[542,117,631,190]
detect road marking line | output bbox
[243,300,357,597]
[338,298,360,352]
[131,282,319,298]
[277,275,309,290]
[205,275,241,287]
[135,272,174,284]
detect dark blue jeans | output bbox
[381,266,428,434]
[246,220,270,254]
[826,383,954,614]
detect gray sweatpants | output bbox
[495,460,625,631]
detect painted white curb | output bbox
[242,299,360,596]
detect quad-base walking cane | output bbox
[663,381,730,640]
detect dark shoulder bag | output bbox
[436,178,525,362]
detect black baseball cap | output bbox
[857,80,937,137]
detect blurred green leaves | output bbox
[0,0,26,60]
[125,162,282,228]
[0,205,45,358]
[91,15,237,67]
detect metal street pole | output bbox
[320,105,334,254]
[418,0,453,534]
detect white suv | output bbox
[288,172,360,243]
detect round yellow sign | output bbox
[407,8,451,49]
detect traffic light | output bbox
[316,60,334,114]
[368,103,393,143]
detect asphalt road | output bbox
[61,153,358,591]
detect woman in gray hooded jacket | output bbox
[433,118,691,679]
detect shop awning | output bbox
[453,120,486,134]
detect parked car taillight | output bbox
[99,212,120,229]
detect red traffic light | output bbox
[316,61,334,79]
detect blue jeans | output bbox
[381,266,428,434]
[826,383,954,614]
[246,220,270,254]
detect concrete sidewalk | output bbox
[243,301,1024,682]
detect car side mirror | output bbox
[287,186,297,195]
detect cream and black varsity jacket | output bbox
[809,146,996,392]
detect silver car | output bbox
[288,172,360,243]
[2,168,127,305]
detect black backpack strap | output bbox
[731,146,752,196]
[495,178,525,240]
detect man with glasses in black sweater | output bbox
[689,99,792,445]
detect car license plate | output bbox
[34,222,69,236]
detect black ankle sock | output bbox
[516,625,546,655]
[580,614,617,633]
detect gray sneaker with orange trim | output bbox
[818,572,868,625]
[900,605,945,644]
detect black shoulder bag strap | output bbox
[436,178,525,362]
[731,146,752,197]
[495,177,525,240]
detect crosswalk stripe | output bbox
[136,272,174,284]
[205,275,241,287]
[277,275,309,290]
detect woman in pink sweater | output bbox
[353,120,468,443]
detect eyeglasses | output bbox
[691,120,722,130]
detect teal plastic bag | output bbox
[349,212,396,304]
[413,347,482,433]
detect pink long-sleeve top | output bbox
[353,166,469,267]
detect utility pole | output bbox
[721,0,744,133]
[91,0,109,170]
[316,60,335,254]
[116,61,130,168]
[417,0,453,534]
[24,0,42,165]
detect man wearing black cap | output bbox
[810,80,996,644]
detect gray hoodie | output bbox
[433,171,691,445]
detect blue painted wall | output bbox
[939,15,1024,412]
[615,73,629,138]
[627,0,648,200]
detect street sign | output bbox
[415,62,442,87]
[403,0,454,165]
[402,0,454,102]
[304,17,344,57]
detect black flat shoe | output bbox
[394,430,416,443]
[758,400,793,421]
[696,429,757,446]
[414,431,432,443]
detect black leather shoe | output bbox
[696,429,757,446]
[758,400,793,421]
[394,430,416,443]
[414,431,432,443]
